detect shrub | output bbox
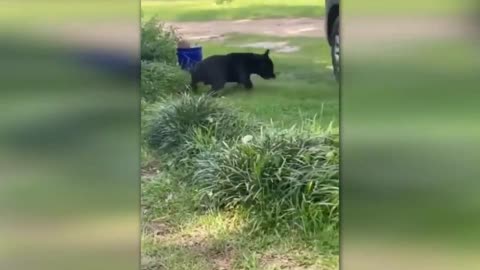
[145,94,255,162]
[193,127,339,232]
[141,61,190,103]
[141,16,178,63]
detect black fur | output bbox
[190,49,276,94]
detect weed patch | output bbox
[141,16,178,63]
[141,61,190,103]
[194,126,339,234]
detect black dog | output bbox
[190,49,276,94]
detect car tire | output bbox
[330,16,340,83]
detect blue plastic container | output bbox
[176,47,203,71]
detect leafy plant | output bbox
[141,16,179,63]
[141,61,190,103]
[193,126,339,232]
[145,94,254,162]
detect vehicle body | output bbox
[325,0,340,82]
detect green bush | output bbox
[141,91,339,236]
[141,61,190,103]
[193,127,339,232]
[141,16,178,63]
[145,94,254,161]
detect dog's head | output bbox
[255,49,276,80]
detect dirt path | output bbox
[166,18,325,41]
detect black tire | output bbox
[330,16,340,83]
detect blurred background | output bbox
[1,0,479,269]
[0,1,140,270]
[342,0,480,269]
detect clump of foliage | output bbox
[145,94,254,161]
[141,61,190,103]
[193,127,339,233]
[142,92,339,238]
[141,16,178,63]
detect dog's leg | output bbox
[208,81,225,97]
[237,70,253,90]
[243,79,253,90]
[190,79,198,93]
[189,70,200,93]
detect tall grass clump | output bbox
[141,61,190,103]
[193,126,339,233]
[145,94,255,168]
[141,16,178,63]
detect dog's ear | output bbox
[264,49,270,57]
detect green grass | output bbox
[195,34,339,128]
[141,30,339,270]
[142,172,339,270]
[140,34,339,269]
[142,0,325,21]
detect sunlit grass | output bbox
[142,0,325,21]
[196,34,339,127]
[141,172,339,270]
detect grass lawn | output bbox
[141,4,339,267]
[142,0,325,21]
[141,33,339,269]
[194,34,339,128]
[142,172,339,270]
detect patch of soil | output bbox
[175,228,211,248]
[144,220,174,240]
[235,41,300,53]
[141,158,161,178]
[165,18,325,42]
[141,255,167,270]
[209,249,233,270]
[261,253,297,269]
[260,252,315,270]
[153,226,235,270]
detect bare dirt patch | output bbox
[141,165,161,179]
[141,255,167,270]
[166,18,325,42]
[168,229,235,269]
[261,253,304,270]
[236,41,300,53]
[148,220,173,237]
[147,224,235,270]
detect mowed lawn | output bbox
[142,171,339,270]
[142,0,324,21]
[141,34,339,270]
[194,34,339,128]
[141,3,339,268]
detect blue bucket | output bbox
[176,47,203,71]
